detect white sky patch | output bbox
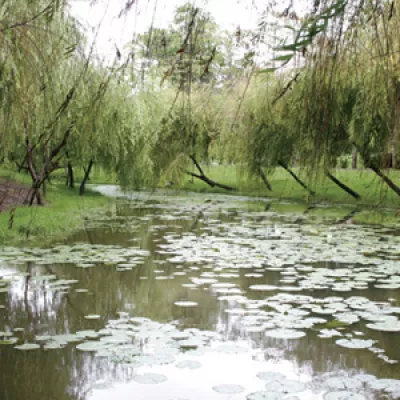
[68,0,294,61]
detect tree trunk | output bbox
[186,155,237,192]
[352,146,357,169]
[16,161,28,173]
[185,170,236,191]
[326,171,361,199]
[369,163,400,197]
[257,167,273,191]
[80,159,93,196]
[42,179,46,197]
[336,208,360,224]
[278,160,315,196]
[24,184,44,206]
[67,162,74,188]
[24,120,74,206]
[354,144,400,197]
[392,144,397,170]
[391,78,400,169]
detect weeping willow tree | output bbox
[0,0,163,201]
[245,0,400,198]
[101,88,169,190]
[148,87,235,190]
[222,78,292,191]
[0,0,92,204]
[132,2,240,192]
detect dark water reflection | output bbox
[1,192,400,400]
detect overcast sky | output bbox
[69,0,296,60]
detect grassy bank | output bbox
[0,169,112,246]
[181,165,400,208]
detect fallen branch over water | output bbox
[186,155,237,192]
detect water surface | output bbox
[1,188,400,400]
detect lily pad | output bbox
[84,315,101,320]
[76,342,103,352]
[324,391,366,400]
[174,301,198,307]
[212,384,245,394]
[366,321,400,332]
[0,338,18,345]
[264,379,306,394]
[335,339,375,349]
[256,371,286,381]
[133,373,168,384]
[265,328,306,339]
[15,343,40,351]
[246,391,283,400]
[248,285,278,291]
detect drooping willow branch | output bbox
[0,3,55,33]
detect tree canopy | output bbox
[1,0,400,203]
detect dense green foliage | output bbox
[1,0,400,208]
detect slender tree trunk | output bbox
[16,161,27,173]
[80,159,93,196]
[325,171,361,199]
[82,166,91,181]
[391,145,397,169]
[278,160,315,196]
[352,146,358,169]
[336,209,360,224]
[257,167,273,191]
[67,162,74,188]
[354,143,400,197]
[391,79,400,169]
[369,163,400,197]
[24,120,74,206]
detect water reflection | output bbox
[1,194,400,400]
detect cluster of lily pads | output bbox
[0,243,150,272]
[1,192,400,400]
[5,311,400,399]
[222,292,399,363]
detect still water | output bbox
[1,187,400,400]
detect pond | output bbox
[1,186,400,400]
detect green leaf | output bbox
[273,54,293,63]
[257,68,277,74]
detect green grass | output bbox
[181,165,400,209]
[0,178,112,247]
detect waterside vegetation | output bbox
[1,0,400,243]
